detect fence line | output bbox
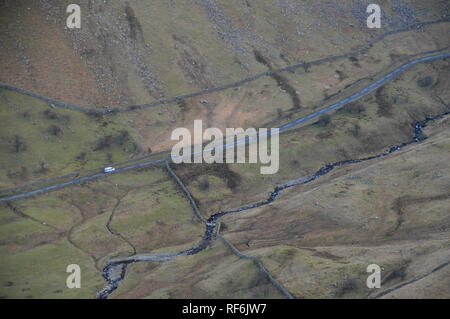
[164,160,205,223]
[164,160,294,299]
[1,18,448,115]
[218,233,294,299]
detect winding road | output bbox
[1,32,449,299]
[97,110,449,299]
[1,49,449,203]
[0,18,448,115]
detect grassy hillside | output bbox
[172,58,450,218]
[0,89,142,189]
[1,0,449,155]
[220,115,450,298]
[0,167,204,298]
[0,0,449,299]
[110,108,450,299]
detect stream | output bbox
[97,111,449,299]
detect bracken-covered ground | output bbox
[0,0,449,298]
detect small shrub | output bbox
[375,87,392,117]
[290,159,299,167]
[340,102,366,114]
[383,263,408,283]
[335,277,358,297]
[94,136,113,151]
[115,130,130,145]
[277,108,283,119]
[43,109,58,120]
[316,114,331,127]
[199,178,210,191]
[76,152,87,161]
[34,161,49,174]
[417,76,433,88]
[48,125,62,136]
[13,135,26,153]
[219,222,227,231]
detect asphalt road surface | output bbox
[1,50,449,203]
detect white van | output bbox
[104,167,115,173]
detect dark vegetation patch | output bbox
[177,99,188,121]
[270,72,301,109]
[76,152,87,162]
[47,125,62,136]
[172,162,241,191]
[375,87,393,117]
[279,52,291,66]
[312,250,343,261]
[253,50,301,109]
[253,50,270,66]
[125,3,143,41]
[43,109,58,120]
[290,159,299,167]
[12,135,26,153]
[198,177,210,191]
[338,101,366,115]
[417,76,433,88]
[93,129,132,151]
[94,136,113,151]
[81,48,95,57]
[335,277,359,297]
[7,167,30,182]
[382,263,408,284]
[277,108,283,119]
[315,114,331,127]
[114,129,130,145]
[87,112,104,122]
[34,161,49,175]
[335,70,347,80]
[42,108,71,125]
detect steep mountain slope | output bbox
[0,0,449,299]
